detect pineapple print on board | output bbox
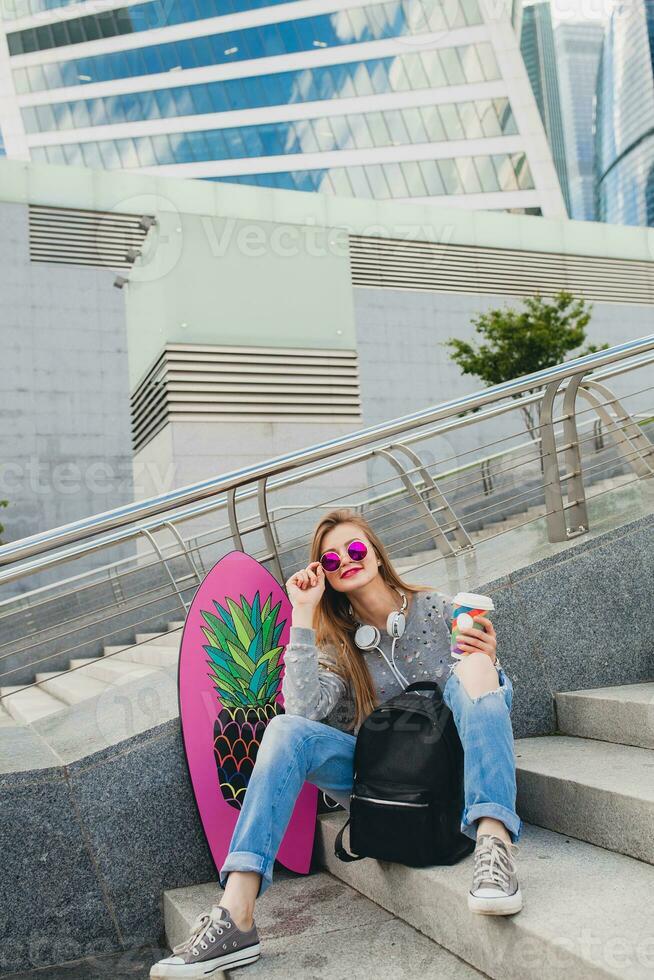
[203,590,284,810]
[178,550,319,877]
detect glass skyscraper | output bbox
[520,1,570,214]
[555,20,603,222]
[595,0,654,226]
[0,0,566,215]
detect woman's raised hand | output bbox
[285,561,325,609]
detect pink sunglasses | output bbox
[319,540,368,572]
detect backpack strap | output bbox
[334,817,365,862]
[403,680,441,695]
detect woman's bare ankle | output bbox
[220,871,259,931]
[476,817,511,846]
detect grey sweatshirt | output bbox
[281,589,455,736]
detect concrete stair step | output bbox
[135,631,182,648]
[515,735,654,864]
[101,641,131,653]
[586,471,635,492]
[0,684,66,724]
[34,670,106,705]
[316,813,654,980]
[69,656,158,685]
[28,662,180,762]
[163,868,487,979]
[168,621,185,630]
[556,682,654,749]
[104,644,178,667]
[394,506,548,560]
[467,503,547,540]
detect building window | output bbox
[7,0,483,61]
[30,98,520,167]
[22,42,502,134]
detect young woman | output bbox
[151,510,522,979]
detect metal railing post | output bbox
[540,378,570,542]
[560,373,590,538]
[257,477,285,582]
[227,487,244,552]
[108,564,127,610]
[162,520,204,588]
[372,447,457,557]
[390,442,473,551]
[580,380,654,479]
[138,528,190,615]
[481,458,493,496]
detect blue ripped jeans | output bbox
[219,663,521,898]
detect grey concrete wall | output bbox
[0,201,134,589]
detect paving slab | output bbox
[0,722,61,775]
[164,868,487,979]
[2,943,167,979]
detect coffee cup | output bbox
[451,592,494,659]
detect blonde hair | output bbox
[307,508,434,731]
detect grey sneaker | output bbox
[468,834,523,915]
[150,904,260,978]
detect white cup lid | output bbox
[453,592,494,610]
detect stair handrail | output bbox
[0,333,653,576]
[1,396,638,612]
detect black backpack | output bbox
[333,680,475,867]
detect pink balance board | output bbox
[178,549,318,877]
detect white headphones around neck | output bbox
[349,585,409,687]
[351,588,407,650]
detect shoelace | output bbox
[172,906,230,954]
[473,835,520,892]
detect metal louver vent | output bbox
[29,204,151,268]
[131,344,362,452]
[349,235,654,305]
